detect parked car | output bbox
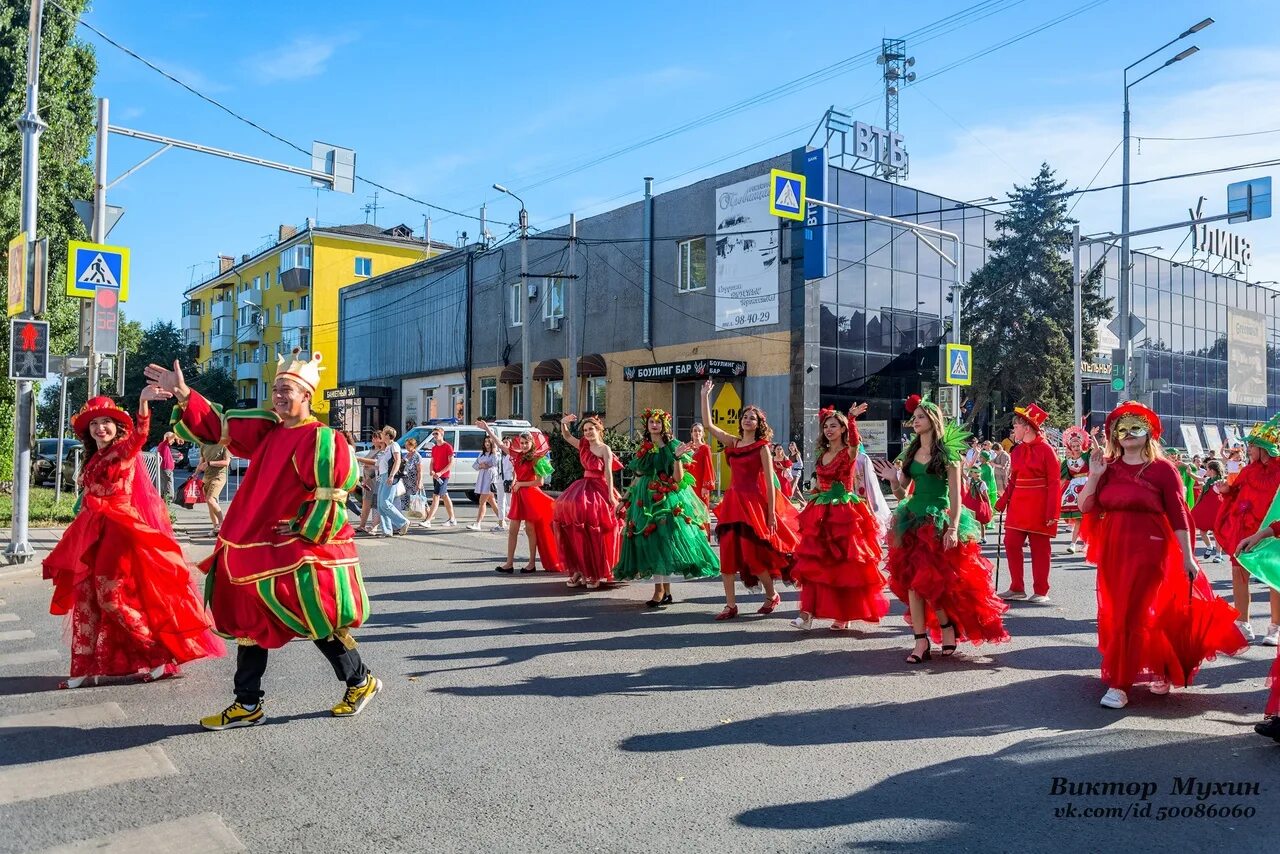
[401,420,545,502]
[32,438,81,486]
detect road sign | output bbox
[93,287,120,356]
[7,232,27,317]
[1228,177,1271,223]
[9,318,49,380]
[944,343,972,386]
[1106,313,1145,341]
[66,240,130,301]
[769,169,806,221]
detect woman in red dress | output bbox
[479,421,564,574]
[1078,402,1245,710]
[772,444,795,500]
[1213,427,1280,644]
[686,423,715,508]
[43,391,222,688]
[553,414,622,589]
[700,379,800,620]
[790,404,887,631]
[994,402,1061,604]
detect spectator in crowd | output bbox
[401,437,424,513]
[353,430,381,535]
[196,438,231,535]
[493,447,514,531]
[423,426,458,528]
[371,427,408,536]
[156,431,180,501]
[470,435,501,531]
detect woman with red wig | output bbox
[995,402,1061,603]
[42,390,222,688]
[1078,401,1244,710]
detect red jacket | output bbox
[995,434,1060,535]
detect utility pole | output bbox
[88,97,108,398]
[1072,225,1083,424]
[7,0,46,564]
[566,213,578,415]
[519,206,529,418]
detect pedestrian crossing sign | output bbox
[769,169,806,221]
[945,343,972,386]
[66,240,129,301]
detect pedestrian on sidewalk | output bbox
[422,426,458,528]
[492,446,514,530]
[469,435,501,530]
[42,389,223,689]
[400,436,424,516]
[197,439,231,535]
[156,431,179,501]
[146,353,382,731]
[353,430,382,535]
[374,426,410,536]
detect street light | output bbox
[1117,17,1212,403]
[493,183,531,419]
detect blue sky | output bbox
[72,0,1280,327]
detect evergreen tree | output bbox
[961,163,1111,433]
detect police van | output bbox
[400,419,546,502]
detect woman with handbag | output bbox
[400,437,425,519]
[373,427,409,537]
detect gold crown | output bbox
[275,349,324,393]
[1246,413,1280,455]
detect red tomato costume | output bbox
[552,442,621,584]
[714,438,799,587]
[687,443,715,505]
[994,403,1060,597]
[508,439,564,572]
[1215,456,1280,571]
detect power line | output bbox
[1138,127,1280,142]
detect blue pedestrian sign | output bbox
[945,343,972,386]
[66,240,130,301]
[769,168,806,221]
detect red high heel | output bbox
[757,593,782,615]
[714,605,739,621]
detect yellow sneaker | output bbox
[332,674,381,717]
[200,701,265,731]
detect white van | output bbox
[400,420,546,502]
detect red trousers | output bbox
[1005,528,1052,596]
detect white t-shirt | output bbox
[376,442,401,478]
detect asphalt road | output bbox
[1,509,1277,853]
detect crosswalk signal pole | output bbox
[87,97,108,398]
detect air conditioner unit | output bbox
[547,316,562,331]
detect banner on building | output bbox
[715,175,779,330]
[1224,424,1243,447]
[803,147,827,280]
[1202,424,1224,452]
[1227,308,1267,407]
[859,420,889,457]
[1179,424,1205,457]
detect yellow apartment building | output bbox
[180,222,449,420]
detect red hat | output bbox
[1013,402,1049,431]
[72,396,134,438]
[1104,401,1162,442]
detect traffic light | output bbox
[1110,347,1126,393]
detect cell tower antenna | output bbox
[876,38,915,181]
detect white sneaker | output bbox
[1264,623,1280,647]
[420,519,433,529]
[1099,688,1129,709]
[1027,594,1052,605]
[444,519,458,528]
[1064,544,1078,555]
[790,614,813,631]
[490,523,506,532]
[1238,620,1257,643]
[997,589,1027,601]
[466,523,482,531]
[1148,678,1170,695]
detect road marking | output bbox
[0,745,178,806]
[0,702,127,735]
[0,612,19,622]
[0,649,60,667]
[35,812,245,853]
[0,629,36,641]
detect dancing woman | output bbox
[478,421,564,574]
[553,415,623,589]
[1078,401,1244,710]
[1059,426,1091,554]
[790,405,888,631]
[613,409,720,606]
[700,379,800,620]
[685,422,716,508]
[872,395,1008,663]
[1213,420,1280,645]
[43,390,223,688]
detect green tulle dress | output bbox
[613,440,721,580]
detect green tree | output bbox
[961,163,1111,433]
[0,1,97,479]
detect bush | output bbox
[0,487,78,527]
[547,426,639,491]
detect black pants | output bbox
[233,637,368,705]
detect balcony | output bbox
[182,328,201,347]
[211,300,234,321]
[235,362,267,383]
[280,267,311,293]
[210,331,234,352]
[181,313,200,331]
[282,308,309,331]
[237,315,262,343]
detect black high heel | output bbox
[906,632,932,664]
[939,621,957,656]
[660,593,673,605]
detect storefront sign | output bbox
[622,359,747,383]
[803,147,827,280]
[853,122,907,172]
[715,175,779,330]
[324,385,392,401]
[1227,308,1266,407]
[1194,222,1252,266]
[859,420,889,457]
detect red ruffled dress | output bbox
[1084,459,1244,690]
[792,450,889,623]
[552,443,622,584]
[43,411,223,679]
[687,443,715,506]
[1215,459,1280,569]
[1189,475,1224,534]
[774,460,795,498]
[714,439,799,587]
[886,461,1008,645]
[509,453,564,571]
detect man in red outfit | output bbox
[995,403,1061,603]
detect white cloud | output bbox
[248,36,351,83]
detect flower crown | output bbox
[641,408,672,432]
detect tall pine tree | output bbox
[962,163,1111,433]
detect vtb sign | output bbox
[852,122,907,172]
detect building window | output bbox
[253,275,260,291]
[264,270,272,290]
[299,331,309,352]
[543,380,563,416]
[288,299,295,312]
[449,384,466,421]
[510,383,524,417]
[543,277,565,320]
[355,257,373,277]
[509,282,523,326]
[300,295,309,310]
[281,245,311,273]
[275,305,282,324]
[480,378,497,420]
[678,238,707,292]
[585,376,607,412]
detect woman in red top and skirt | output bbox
[790,404,887,631]
[43,390,222,688]
[700,379,800,620]
[479,421,564,574]
[686,423,716,507]
[553,414,622,589]
[1078,402,1245,710]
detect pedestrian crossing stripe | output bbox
[768,168,806,221]
[945,343,973,386]
[66,240,130,301]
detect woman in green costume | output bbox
[613,409,720,607]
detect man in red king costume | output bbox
[145,352,380,731]
[995,403,1061,603]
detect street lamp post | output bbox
[493,184,530,420]
[1119,17,1212,404]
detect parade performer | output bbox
[1079,402,1244,710]
[977,450,1000,506]
[1059,426,1091,554]
[1231,473,1280,742]
[855,443,892,540]
[145,355,380,730]
[700,380,800,620]
[873,395,1008,662]
[553,415,622,589]
[685,423,716,509]
[995,403,1060,603]
[1214,417,1280,645]
[43,389,222,689]
[613,408,720,606]
[1190,459,1225,562]
[479,421,563,574]
[772,444,795,499]
[790,405,887,631]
